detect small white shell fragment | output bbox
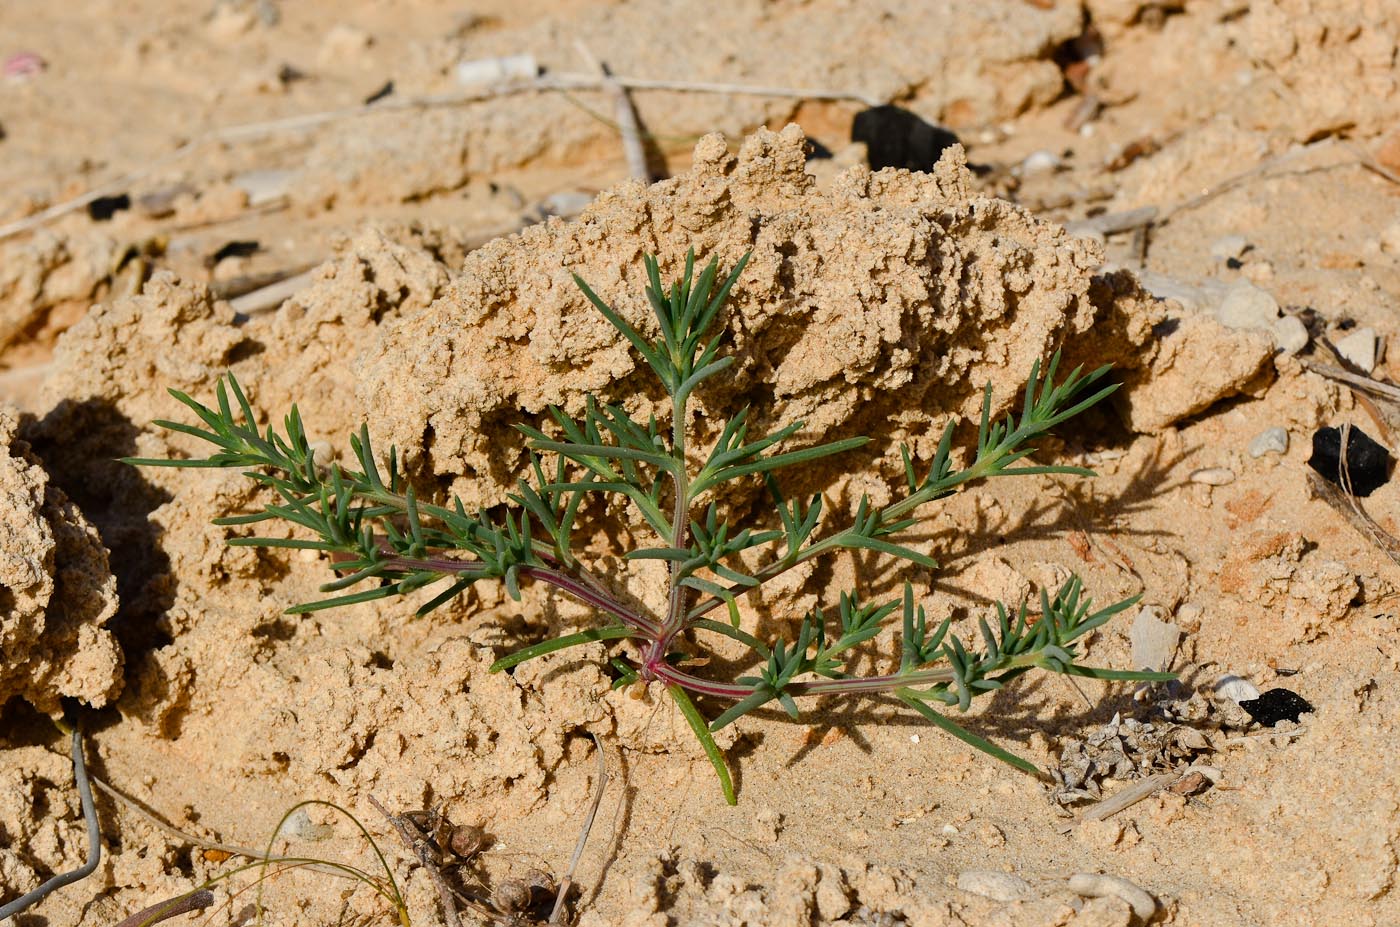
[1130,605,1182,672]
[1068,872,1157,920]
[455,53,538,87]
[1190,467,1235,486]
[957,870,1035,903]
[1248,427,1289,458]
[1214,674,1261,704]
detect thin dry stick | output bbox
[1157,138,1344,226]
[0,726,101,921]
[575,43,651,183]
[1056,772,1175,835]
[368,795,464,927]
[1337,423,1400,566]
[0,73,879,242]
[112,889,215,927]
[549,735,610,925]
[90,774,354,878]
[1301,360,1400,403]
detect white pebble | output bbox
[1020,149,1061,176]
[957,870,1035,903]
[1270,314,1309,355]
[1248,427,1289,458]
[1068,873,1156,920]
[1190,467,1235,486]
[1214,282,1280,331]
[455,53,538,87]
[1214,674,1261,704]
[1334,326,1380,373]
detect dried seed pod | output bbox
[493,878,531,914]
[525,868,556,893]
[447,824,487,859]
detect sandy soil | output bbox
[4,2,1400,925]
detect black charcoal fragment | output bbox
[1307,425,1392,497]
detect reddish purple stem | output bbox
[114,890,215,927]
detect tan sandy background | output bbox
[3,1,1400,925]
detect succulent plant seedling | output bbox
[127,251,1172,804]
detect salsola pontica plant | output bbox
[128,252,1170,804]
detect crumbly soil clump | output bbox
[4,3,1400,926]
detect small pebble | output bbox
[1189,467,1235,486]
[1269,314,1309,354]
[1020,149,1061,176]
[1214,282,1280,331]
[1240,688,1314,726]
[1214,674,1261,704]
[956,870,1034,903]
[1333,326,1380,373]
[1248,426,1289,458]
[1068,873,1156,920]
[455,53,538,87]
[1210,234,1250,261]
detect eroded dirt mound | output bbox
[358,124,1269,512]
[0,404,120,713]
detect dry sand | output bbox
[3,2,1400,925]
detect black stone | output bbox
[87,194,131,221]
[851,105,960,173]
[210,240,261,264]
[1307,425,1392,497]
[1239,688,1314,726]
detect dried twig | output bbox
[0,73,879,242]
[550,735,610,925]
[0,725,101,920]
[369,795,464,927]
[575,44,651,183]
[229,269,318,316]
[112,889,215,927]
[1056,772,1175,834]
[1062,205,1158,238]
[1300,360,1400,404]
[1157,138,1359,226]
[90,774,353,878]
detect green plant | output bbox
[127,251,1171,804]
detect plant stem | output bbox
[649,394,693,671]
[372,552,661,637]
